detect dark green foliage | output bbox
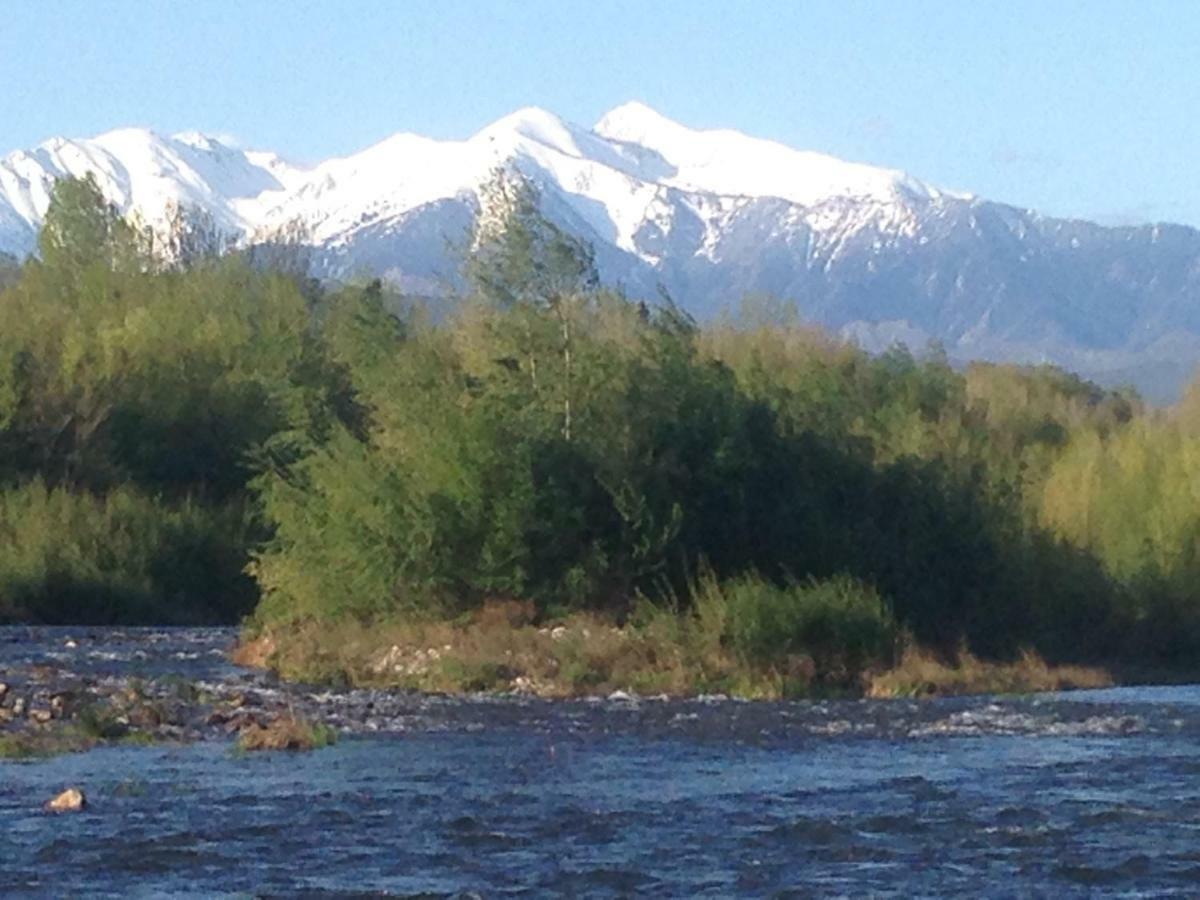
[0,177,330,624]
[7,174,1200,675]
[697,573,897,677]
[246,181,1197,669]
[0,480,256,623]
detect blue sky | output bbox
[3,1,1197,226]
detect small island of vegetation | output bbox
[2,172,1198,698]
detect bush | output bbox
[236,715,338,752]
[693,572,897,680]
[0,479,257,624]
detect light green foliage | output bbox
[1040,418,1200,657]
[36,173,145,275]
[247,187,1175,670]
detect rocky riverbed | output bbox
[0,625,1189,752]
[0,627,296,754]
[8,626,1200,896]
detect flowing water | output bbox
[3,627,1200,897]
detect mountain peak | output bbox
[593,101,685,144]
[472,106,584,156]
[171,130,231,152]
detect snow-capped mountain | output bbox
[3,102,1200,400]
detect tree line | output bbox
[1,172,1197,674]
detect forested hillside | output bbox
[3,173,1199,691]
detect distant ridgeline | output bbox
[3,172,1200,686]
[3,105,1200,402]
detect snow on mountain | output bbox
[255,105,684,264]
[0,128,304,255]
[593,100,959,207]
[0,103,962,267]
[2,104,1200,400]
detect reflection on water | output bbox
[3,627,1200,897]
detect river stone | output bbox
[11,697,26,717]
[44,788,87,813]
[49,692,76,719]
[0,682,7,699]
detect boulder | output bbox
[44,788,87,813]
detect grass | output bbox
[239,600,1117,702]
[76,703,132,740]
[0,691,176,761]
[236,715,338,752]
[239,601,784,699]
[240,573,900,699]
[0,727,98,759]
[866,645,1112,698]
[0,724,169,760]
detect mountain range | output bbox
[3,102,1199,400]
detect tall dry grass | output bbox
[867,644,1111,698]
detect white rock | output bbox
[44,787,86,813]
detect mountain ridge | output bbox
[2,104,1199,400]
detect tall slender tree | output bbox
[464,168,598,440]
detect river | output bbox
[3,626,1200,897]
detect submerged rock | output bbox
[44,787,86,813]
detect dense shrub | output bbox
[0,480,256,623]
[693,572,897,679]
[8,173,1200,679]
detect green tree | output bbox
[37,174,143,275]
[465,168,598,441]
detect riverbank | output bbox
[0,621,1115,761]
[235,608,1113,702]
